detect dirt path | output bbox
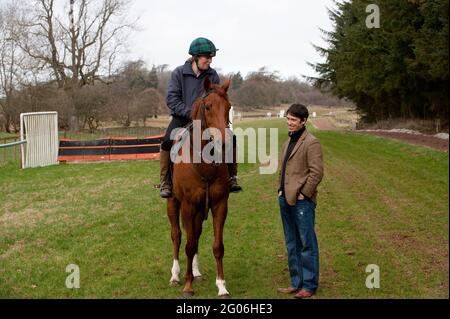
[357,131,448,152]
[310,118,337,131]
[311,117,448,152]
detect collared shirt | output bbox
[166,60,220,119]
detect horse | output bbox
[167,77,232,298]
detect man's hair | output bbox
[286,103,309,121]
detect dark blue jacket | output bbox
[166,60,220,119]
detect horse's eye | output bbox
[205,105,211,111]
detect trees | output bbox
[310,0,448,125]
[135,88,165,123]
[0,2,28,132]
[9,0,136,130]
[148,65,159,89]
[17,0,134,89]
[2,0,354,132]
[228,67,346,109]
[105,60,166,127]
[232,67,279,108]
[231,72,243,91]
[410,0,449,124]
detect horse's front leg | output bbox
[167,198,181,286]
[193,250,202,280]
[181,201,203,297]
[193,203,204,280]
[211,198,230,298]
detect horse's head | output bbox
[191,77,232,146]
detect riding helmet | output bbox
[188,37,218,57]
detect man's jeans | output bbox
[278,195,319,292]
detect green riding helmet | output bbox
[188,37,218,57]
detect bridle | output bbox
[197,90,231,130]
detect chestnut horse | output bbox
[167,77,232,297]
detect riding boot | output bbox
[159,150,173,198]
[228,162,242,193]
[228,134,242,193]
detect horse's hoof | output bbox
[182,290,194,297]
[218,293,230,299]
[194,276,203,282]
[169,280,180,287]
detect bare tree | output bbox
[10,0,136,130]
[155,63,170,101]
[232,67,280,108]
[0,1,28,132]
[17,0,135,89]
[135,87,165,124]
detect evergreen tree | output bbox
[310,0,448,124]
[148,65,159,89]
[231,72,244,90]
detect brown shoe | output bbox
[293,289,315,299]
[277,287,299,294]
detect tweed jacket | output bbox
[278,130,324,205]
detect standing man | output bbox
[159,37,242,198]
[277,103,324,299]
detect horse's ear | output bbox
[204,76,212,92]
[222,78,231,93]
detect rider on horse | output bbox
[159,37,242,198]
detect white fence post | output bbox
[20,112,59,169]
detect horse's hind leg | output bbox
[211,199,230,298]
[167,198,181,286]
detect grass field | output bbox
[0,134,21,168]
[0,119,448,299]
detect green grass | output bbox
[0,132,19,139]
[0,119,448,298]
[0,134,21,167]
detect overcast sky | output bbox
[126,0,337,80]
